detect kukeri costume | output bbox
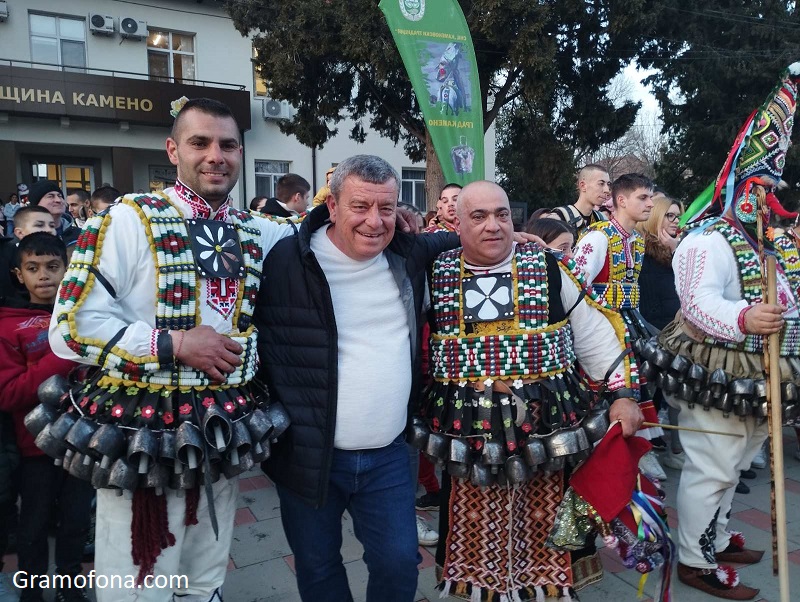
[28,181,296,601]
[414,242,641,601]
[573,218,662,438]
[637,63,800,597]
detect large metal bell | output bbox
[714,392,733,417]
[641,340,659,362]
[127,427,159,474]
[169,467,198,491]
[265,402,291,442]
[202,404,232,452]
[89,423,127,469]
[661,373,680,395]
[24,404,58,438]
[573,427,591,453]
[540,456,566,473]
[504,455,529,485]
[408,416,430,450]
[446,437,471,479]
[481,440,506,473]
[651,348,674,371]
[159,430,177,465]
[222,451,255,479]
[522,438,547,467]
[227,420,252,467]
[424,431,449,464]
[544,428,582,458]
[677,383,697,405]
[65,417,99,455]
[68,452,94,482]
[729,379,754,419]
[49,411,78,441]
[108,457,139,492]
[638,360,658,382]
[37,375,70,407]
[631,337,647,357]
[783,402,799,423]
[34,424,67,462]
[668,354,692,381]
[91,463,112,489]
[470,462,494,488]
[176,422,204,469]
[686,364,708,390]
[200,459,221,485]
[245,408,273,446]
[142,463,170,493]
[709,369,728,397]
[251,439,271,463]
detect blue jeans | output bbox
[277,435,420,602]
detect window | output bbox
[29,14,86,70]
[252,46,268,97]
[255,160,290,198]
[401,168,426,211]
[147,30,196,83]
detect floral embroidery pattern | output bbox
[699,507,720,564]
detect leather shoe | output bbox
[735,480,750,494]
[716,543,765,565]
[677,563,759,600]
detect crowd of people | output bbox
[0,68,799,602]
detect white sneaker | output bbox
[0,573,19,602]
[660,450,686,470]
[639,449,667,481]
[416,515,439,547]
[751,444,768,469]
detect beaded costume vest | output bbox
[429,244,576,382]
[583,220,643,310]
[59,192,264,387]
[699,219,800,355]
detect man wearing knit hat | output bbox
[28,181,80,246]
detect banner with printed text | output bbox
[379,0,484,183]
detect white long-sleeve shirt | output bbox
[673,228,798,343]
[49,186,293,365]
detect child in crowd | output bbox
[0,233,93,602]
[0,207,57,309]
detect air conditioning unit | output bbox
[262,98,292,121]
[0,2,8,23]
[120,17,147,40]
[89,13,114,36]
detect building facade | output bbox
[0,0,495,210]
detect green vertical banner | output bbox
[379,0,484,184]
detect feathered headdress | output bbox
[682,63,800,231]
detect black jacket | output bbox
[639,249,680,331]
[254,204,458,507]
[260,198,293,218]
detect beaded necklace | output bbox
[775,230,800,294]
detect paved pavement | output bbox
[3,427,800,601]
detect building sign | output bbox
[0,65,251,130]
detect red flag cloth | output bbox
[569,422,652,523]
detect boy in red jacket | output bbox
[0,232,93,602]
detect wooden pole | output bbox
[765,254,790,601]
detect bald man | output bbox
[418,181,643,599]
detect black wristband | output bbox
[608,387,640,402]
[156,329,174,369]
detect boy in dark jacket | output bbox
[0,233,93,602]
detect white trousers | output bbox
[93,477,238,602]
[669,396,768,568]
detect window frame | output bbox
[146,29,197,84]
[401,168,427,212]
[254,160,290,198]
[252,46,268,98]
[29,12,87,70]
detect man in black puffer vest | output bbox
[254,155,457,602]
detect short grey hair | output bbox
[329,155,399,200]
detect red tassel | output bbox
[184,485,199,526]
[766,192,798,219]
[131,489,176,586]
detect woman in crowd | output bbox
[526,217,576,259]
[637,195,685,469]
